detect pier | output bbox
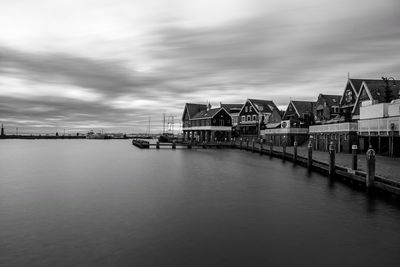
[132,138,400,197]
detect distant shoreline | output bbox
[0,135,87,140]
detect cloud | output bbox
[0,0,400,133]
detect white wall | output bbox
[360,103,388,119]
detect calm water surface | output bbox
[0,140,399,266]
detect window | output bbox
[219,120,224,126]
[249,106,252,112]
[242,115,245,122]
[245,106,248,112]
[253,115,257,121]
[247,115,251,121]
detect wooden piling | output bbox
[307,140,313,170]
[352,144,357,170]
[246,139,249,150]
[282,139,286,159]
[260,142,263,155]
[240,138,243,150]
[252,139,255,153]
[328,141,335,178]
[172,141,176,149]
[293,141,298,162]
[156,141,160,149]
[269,140,273,157]
[366,146,375,188]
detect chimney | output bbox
[207,102,212,111]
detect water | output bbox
[0,140,399,266]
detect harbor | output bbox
[132,138,400,198]
[1,139,400,266]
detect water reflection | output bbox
[0,140,400,266]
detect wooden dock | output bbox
[132,139,400,197]
[132,139,235,149]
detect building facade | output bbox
[263,100,315,146]
[220,103,243,137]
[237,99,280,137]
[309,79,363,153]
[182,103,233,142]
[356,79,399,155]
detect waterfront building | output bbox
[357,78,399,155]
[263,100,315,146]
[220,103,243,137]
[237,99,280,137]
[339,78,364,121]
[182,103,233,142]
[314,94,341,123]
[309,79,365,153]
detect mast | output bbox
[163,113,165,135]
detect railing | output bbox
[261,128,309,135]
[309,122,358,133]
[182,126,232,131]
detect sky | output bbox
[0,0,400,134]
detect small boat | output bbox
[158,133,176,143]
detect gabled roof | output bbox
[340,78,383,106]
[183,103,207,120]
[220,103,242,114]
[319,94,341,107]
[351,79,399,114]
[363,80,399,102]
[348,79,366,94]
[288,100,315,117]
[248,99,278,113]
[191,107,227,120]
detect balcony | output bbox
[360,103,389,120]
[358,117,400,135]
[309,122,358,133]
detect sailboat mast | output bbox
[163,113,165,135]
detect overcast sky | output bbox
[1,0,399,134]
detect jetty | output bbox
[132,138,400,197]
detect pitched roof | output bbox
[248,99,278,113]
[320,94,341,106]
[291,100,315,115]
[348,79,366,94]
[184,103,207,119]
[363,80,399,102]
[191,107,225,119]
[220,103,242,114]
